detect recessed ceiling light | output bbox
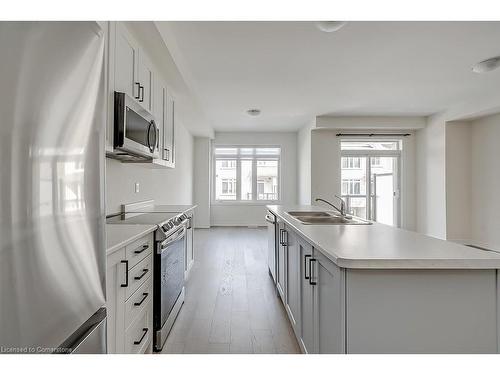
[315,21,347,33]
[246,109,261,116]
[472,56,500,73]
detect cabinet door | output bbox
[138,50,154,113]
[299,238,314,353]
[313,250,345,354]
[285,228,301,338]
[153,76,166,157]
[276,220,287,302]
[163,92,175,166]
[114,22,138,99]
[106,248,127,354]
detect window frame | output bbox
[212,145,282,205]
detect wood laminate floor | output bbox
[161,227,301,354]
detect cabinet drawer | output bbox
[126,234,153,268]
[126,255,152,299]
[125,305,151,354]
[125,276,152,329]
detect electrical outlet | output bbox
[134,182,140,193]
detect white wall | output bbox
[297,121,314,205]
[316,116,426,130]
[311,129,342,203]
[193,137,211,228]
[442,113,500,250]
[470,113,500,249]
[415,114,447,239]
[106,121,194,215]
[445,121,472,242]
[210,132,297,226]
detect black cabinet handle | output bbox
[309,258,317,285]
[282,230,288,246]
[134,268,149,281]
[134,293,149,307]
[120,260,129,287]
[134,82,140,99]
[304,254,311,280]
[139,85,144,102]
[134,244,148,254]
[133,328,148,345]
[279,229,285,245]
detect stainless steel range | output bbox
[107,208,189,352]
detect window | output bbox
[340,140,402,227]
[341,179,361,195]
[342,157,361,169]
[370,157,381,167]
[214,146,281,202]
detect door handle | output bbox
[304,254,311,280]
[120,260,129,287]
[309,258,317,285]
[134,268,149,281]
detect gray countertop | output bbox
[106,224,157,255]
[267,205,500,269]
[106,205,197,255]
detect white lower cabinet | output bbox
[276,219,287,302]
[298,237,315,353]
[106,232,154,353]
[284,227,301,338]
[313,250,345,354]
[279,227,345,354]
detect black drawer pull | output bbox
[134,268,148,281]
[134,82,140,99]
[120,260,129,287]
[133,328,148,345]
[134,244,149,254]
[134,293,149,307]
[304,254,311,280]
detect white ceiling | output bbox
[157,21,500,133]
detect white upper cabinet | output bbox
[114,23,139,100]
[137,51,154,113]
[163,92,175,167]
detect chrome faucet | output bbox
[315,195,348,217]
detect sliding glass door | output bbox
[340,141,401,226]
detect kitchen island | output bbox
[267,205,500,354]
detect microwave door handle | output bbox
[146,122,155,153]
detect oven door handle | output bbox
[158,226,187,254]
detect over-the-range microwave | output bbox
[111,91,159,161]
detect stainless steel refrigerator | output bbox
[0,22,107,353]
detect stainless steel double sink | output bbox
[287,211,372,225]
